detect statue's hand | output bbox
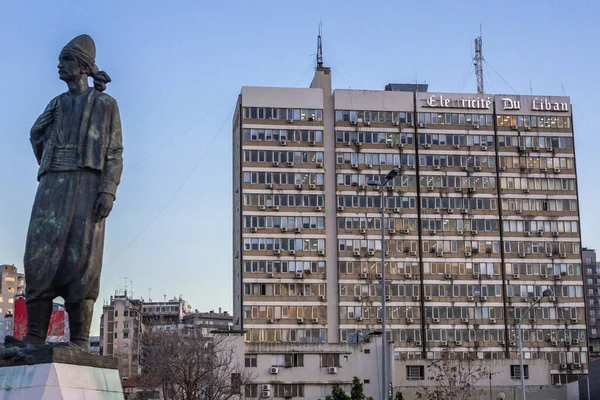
[94,193,114,223]
[31,109,56,139]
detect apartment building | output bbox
[141,296,190,330]
[583,248,600,359]
[233,65,586,396]
[0,264,25,316]
[100,294,144,379]
[181,308,234,335]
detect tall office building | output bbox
[0,264,25,316]
[232,66,586,389]
[583,248,600,359]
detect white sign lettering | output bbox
[425,95,491,110]
[532,98,569,112]
[501,98,520,110]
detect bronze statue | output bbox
[12,34,123,349]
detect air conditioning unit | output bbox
[473,123,480,129]
[511,125,518,130]
[516,209,522,214]
[573,339,580,344]
[412,295,419,301]
[524,231,531,237]
[316,161,323,168]
[560,363,567,369]
[410,251,418,256]
[455,340,463,346]
[295,184,302,190]
[523,188,530,193]
[432,318,440,323]
[402,228,410,234]
[297,317,304,324]
[425,295,432,301]
[518,252,526,258]
[469,187,476,193]
[565,339,572,345]
[359,273,368,279]
[250,227,258,233]
[374,273,382,279]
[447,208,454,214]
[552,340,558,346]
[537,230,544,236]
[575,363,582,369]
[461,318,469,323]
[434,208,440,214]
[308,184,316,190]
[519,146,527,151]
[424,143,431,149]
[355,142,363,147]
[289,250,295,255]
[261,390,271,398]
[454,144,460,149]
[510,341,517,347]
[406,318,414,323]
[349,121,357,126]
[571,318,578,324]
[328,367,338,374]
[529,317,535,323]
[500,166,506,171]
[554,168,561,173]
[419,122,426,128]
[441,340,448,346]
[549,296,556,302]
[465,251,472,257]
[525,126,531,131]
[462,209,468,214]
[546,147,554,152]
[356,316,363,321]
[319,295,326,301]
[259,205,266,210]
[311,318,319,323]
[428,185,435,191]
[532,145,539,151]
[364,121,371,127]
[445,273,452,279]
[294,227,302,234]
[266,318,274,324]
[337,205,344,211]
[274,249,281,255]
[354,296,362,302]
[471,230,478,236]
[541,273,548,279]
[398,143,404,149]
[430,229,437,235]
[353,249,361,257]
[270,366,279,374]
[385,294,391,301]
[295,272,303,279]
[393,207,401,213]
[286,161,294,168]
[389,228,397,234]
[467,296,474,302]
[267,272,275,278]
[490,318,496,324]
[351,163,359,169]
[280,139,288,146]
[393,121,399,126]
[560,253,567,258]
[433,165,440,170]
[367,250,375,256]
[461,166,468,171]
[473,272,480,278]
[554,274,561,280]
[481,145,488,151]
[513,273,520,279]
[404,273,412,279]
[457,230,464,235]
[480,296,487,302]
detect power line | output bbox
[106,106,235,265]
[129,92,237,172]
[484,60,519,94]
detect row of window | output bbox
[418,154,496,168]
[501,177,576,191]
[498,135,573,149]
[243,238,325,251]
[335,110,413,124]
[243,172,324,186]
[501,198,578,212]
[244,216,325,230]
[244,194,324,207]
[245,383,305,398]
[336,131,413,145]
[243,304,326,319]
[244,283,326,297]
[243,260,326,274]
[243,129,323,143]
[243,150,323,164]
[502,220,578,234]
[497,114,571,129]
[420,133,494,146]
[499,156,574,170]
[243,107,323,122]
[244,328,327,344]
[339,216,499,232]
[417,112,493,127]
[337,152,414,166]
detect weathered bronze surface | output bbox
[8,34,123,349]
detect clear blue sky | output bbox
[1,1,599,334]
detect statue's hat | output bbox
[62,34,96,68]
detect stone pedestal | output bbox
[0,346,124,399]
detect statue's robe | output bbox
[25,87,123,305]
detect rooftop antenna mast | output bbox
[316,21,324,69]
[474,24,484,94]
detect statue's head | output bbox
[58,34,111,92]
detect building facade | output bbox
[583,248,600,359]
[100,294,144,379]
[0,264,25,316]
[233,65,586,396]
[181,308,234,335]
[140,296,190,330]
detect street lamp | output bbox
[517,288,553,400]
[368,167,400,400]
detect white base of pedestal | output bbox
[0,362,124,399]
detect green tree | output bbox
[326,386,350,400]
[394,392,404,400]
[350,376,365,400]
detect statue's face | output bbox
[58,52,85,82]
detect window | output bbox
[406,365,425,380]
[114,332,118,339]
[245,354,257,368]
[320,354,340,367]
[123,310,129,317]
[230,373,241,395]
[511,365,529,380]
[123,332,129,339]
[245,384,258,398]
[285,353,304,367]
[114,310,118,317]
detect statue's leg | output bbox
[66,299,94,349]
[23,300,53,345]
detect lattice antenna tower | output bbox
[316,22,324,69]
[474,25,484,94]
